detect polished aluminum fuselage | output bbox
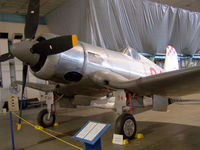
[31,42,163,96]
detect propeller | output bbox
[16,0,77,130]
[18,64,28,130]
[0,53,14,62]
[0,0,39,63]
[0,0,78,130]
[17,0,40,130]
[24,0,40,39]
[31,34,77,55]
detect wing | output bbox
[14,81,56,92]
[89,66,200,97]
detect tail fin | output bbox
[164,45,179,72]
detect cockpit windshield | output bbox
[122,46,140,60]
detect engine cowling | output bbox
[30,33,85,83]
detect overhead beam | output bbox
[0,13,46,25]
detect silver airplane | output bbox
[2,0,200,139]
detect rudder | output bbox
[164,45,179,72]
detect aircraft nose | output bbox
[10,40,40,65]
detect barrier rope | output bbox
[12,112,83,150]
[45,128,64,135]
[0,112,8,114]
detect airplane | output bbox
[2,0,200,140]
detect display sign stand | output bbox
[73,121,110,150]
[84,139,101,150]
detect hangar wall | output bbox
[0,21,49,39]
[46,0,200,55]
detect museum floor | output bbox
[1,98,200,150]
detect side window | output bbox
[88,52,103,65]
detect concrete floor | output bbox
[1,102,200,150]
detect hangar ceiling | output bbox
[0,0,199,17]
[0,0,66,16]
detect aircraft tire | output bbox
[115,113,137,139]
[37,109,55,128]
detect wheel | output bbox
[37,109,55,128]
[115,113,137,139]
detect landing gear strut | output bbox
[37,92,56,128]
[114,90,137,139]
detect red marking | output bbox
[118,95,120,101]
[166,46,170,49]
[129,93,133,115]
[150,67,157,75]
[121,96,123,101]
[160,70,162,74]
[106,85,110,93]
[167,46,176,56]
[47,96,52,100]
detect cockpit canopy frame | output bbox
[121,46,141,60]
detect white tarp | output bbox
[45,0,200,55]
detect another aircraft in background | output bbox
[2,0,200,139]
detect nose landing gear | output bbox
[37,92,56,128]
[37,109,55,128]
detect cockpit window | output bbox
[125,50,131,57]
[122,46,140,60]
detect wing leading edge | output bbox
[90,66,200,97]
[14,81,56,92]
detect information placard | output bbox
[73,121,110,145]
[8,96,19,112]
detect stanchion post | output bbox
[9,112,15,150]
[8,96,24,150]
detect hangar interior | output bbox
[1,0,200,150]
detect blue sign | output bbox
[73,121,110,150]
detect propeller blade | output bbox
[17,64,28,130]
[24,0,40,39]
[0,53,14,62]
[30,35,78,55]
